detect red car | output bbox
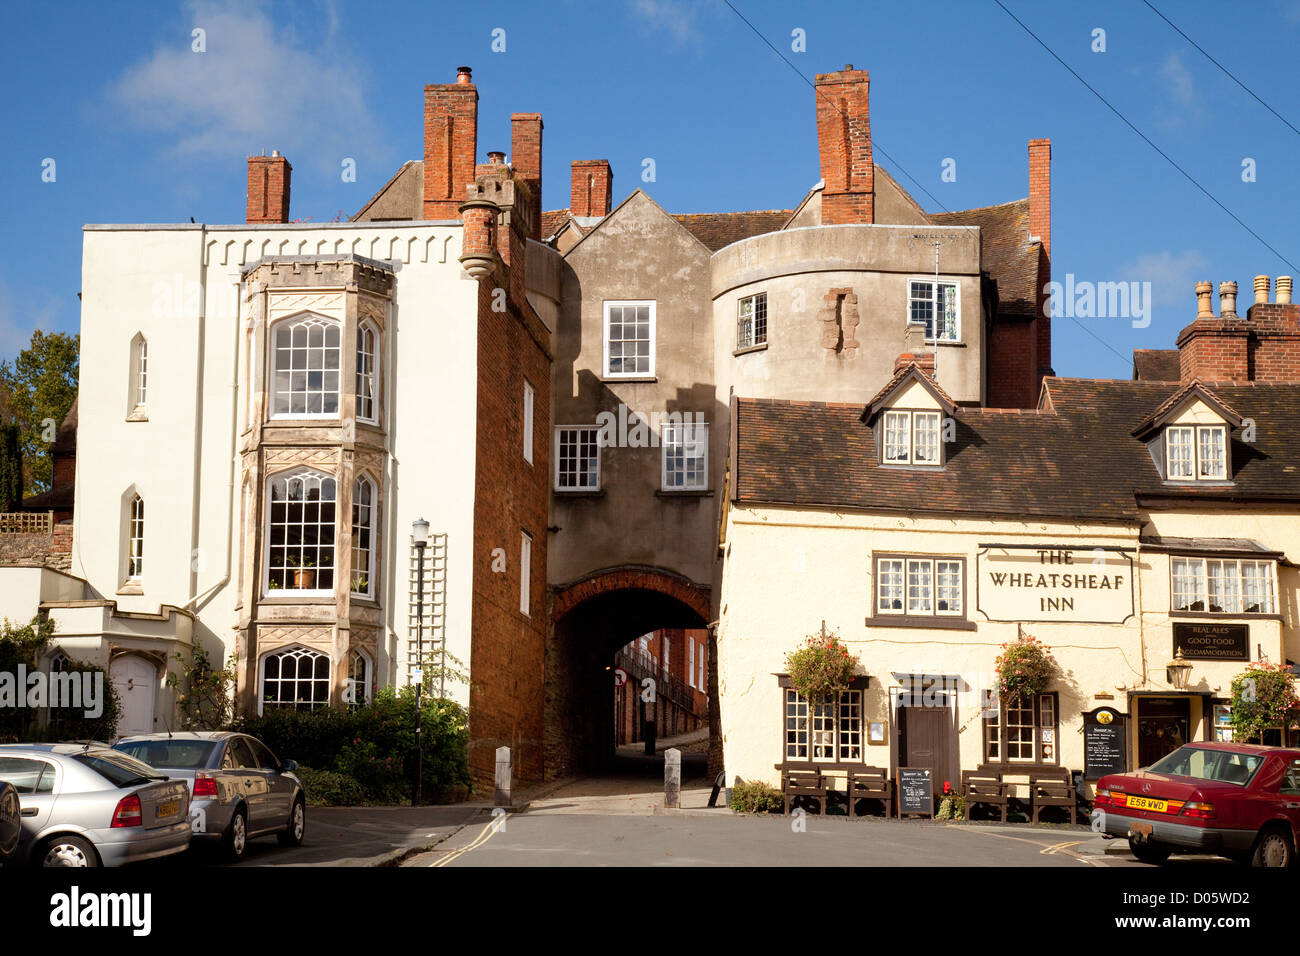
[1093,742,1300,867]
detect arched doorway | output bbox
[110,654,157,738]
[548,566,711,779]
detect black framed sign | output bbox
[1172,622,1249,662]
[897,766,933,818]
[1083,707,1127,780]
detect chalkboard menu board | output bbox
[1084,708,1127,780]
[897,767,933,817]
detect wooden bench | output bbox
[961,770,1008,822]
[847,766,893,818]
[1030,768,1076,824]
[777,766,828,815]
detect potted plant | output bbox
[936,780,966,820]
[784,627,858,702]
[287,554,317,590]
[1229,660,1300,742]
[994,635,1058,702]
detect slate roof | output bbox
[673,211,793,252]
[733,378,1300,522]
[931,199,1040,319]
[1133,349,1181,381]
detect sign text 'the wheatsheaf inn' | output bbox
[976,546,1135,624]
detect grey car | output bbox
[114,732,304,862]
[0,744,191,867]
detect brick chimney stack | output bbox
[246,152,292,224]
[570,160,612,218]
[424,66,479,221]
[815,65,873,225]
[510,113,543,240]
[1028,138,1053,381]
[1178,277,1300,383]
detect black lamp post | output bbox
[412,517,429,807]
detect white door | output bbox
[110,656,156,738]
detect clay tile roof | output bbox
[541,209,573,240]
[861,363,958,423]
[1130,381,1243,438]
[734,379,1300,521]
[1132,349,1181,381]
[51,395,77,454]
[931,199,1039,318]
[673,210,793,252]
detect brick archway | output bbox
[552,566,711,624]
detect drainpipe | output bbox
[187,226,208,608]
[188,272,242,613]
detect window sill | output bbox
[554,488,605,497]
[117,584,143,596]
[1169,610,1281,621]
[880,462,945,471]
[923,340,966,348]
[260,594,336,604]
[125,408,148,423]
[656,489,713,498]
[733,343,768,357]
[865,615,976,631]
[601,376,657,384]
[1161,480,1234,487]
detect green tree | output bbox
[0,423,20,511]
[0,330,79,493]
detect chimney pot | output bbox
[488,151,506,165]
[457,66,472,85]
[1255,275,1271,305]
[1195,281,1214,318]
[1219,281,1239,319]
[1278,276,1294,305]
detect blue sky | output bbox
[1,0,1298,380]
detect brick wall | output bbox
[987,318,1038,409]
[815,66,873,225]
[246,155,291,224]
[1028,139,1052,381]
[0,523,71,571]
[1177,319,1251,382]
[423,70,479,221]
[467,248,552,787]
[1247,302,1300,382]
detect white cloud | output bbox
[1156,51,1202,128]
[106,0,384,174]
[630,0,706,45]
[1123,249,1208,306]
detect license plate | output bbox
[156,801,178,818]
[1126,796,1167,813]
[1129,821,1153,838]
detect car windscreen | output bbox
[114,739,216,770]
[1148,746,1264,785]
[72,751,168,788]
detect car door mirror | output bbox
[280,759,298,773]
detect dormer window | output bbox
[883,410,941,465]
[1166,424,1226,480]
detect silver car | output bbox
[114,732,304,862]
[0,744,191,867]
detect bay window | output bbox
[266,470,336,594]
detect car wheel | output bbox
[223,808,248,863]
[1250,828,1293,868]
[277,798,305,847]
[1128,838,1171,865]
[41,835,99,868]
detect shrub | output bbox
[785,628,857,702]
[296,767,365,807]
[235,687,470,804]
[167,644,236,730]
[995,635,1058,700]
[729,779,784,814]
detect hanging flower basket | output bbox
[1228,660,1300,742]
[994,635,1058,700]
[785,628,858,702]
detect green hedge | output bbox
[235,687,469,805]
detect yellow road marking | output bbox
[429,817,502,868]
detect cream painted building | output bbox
[718,291,1300,802]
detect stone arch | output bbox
[552,565,711,623]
